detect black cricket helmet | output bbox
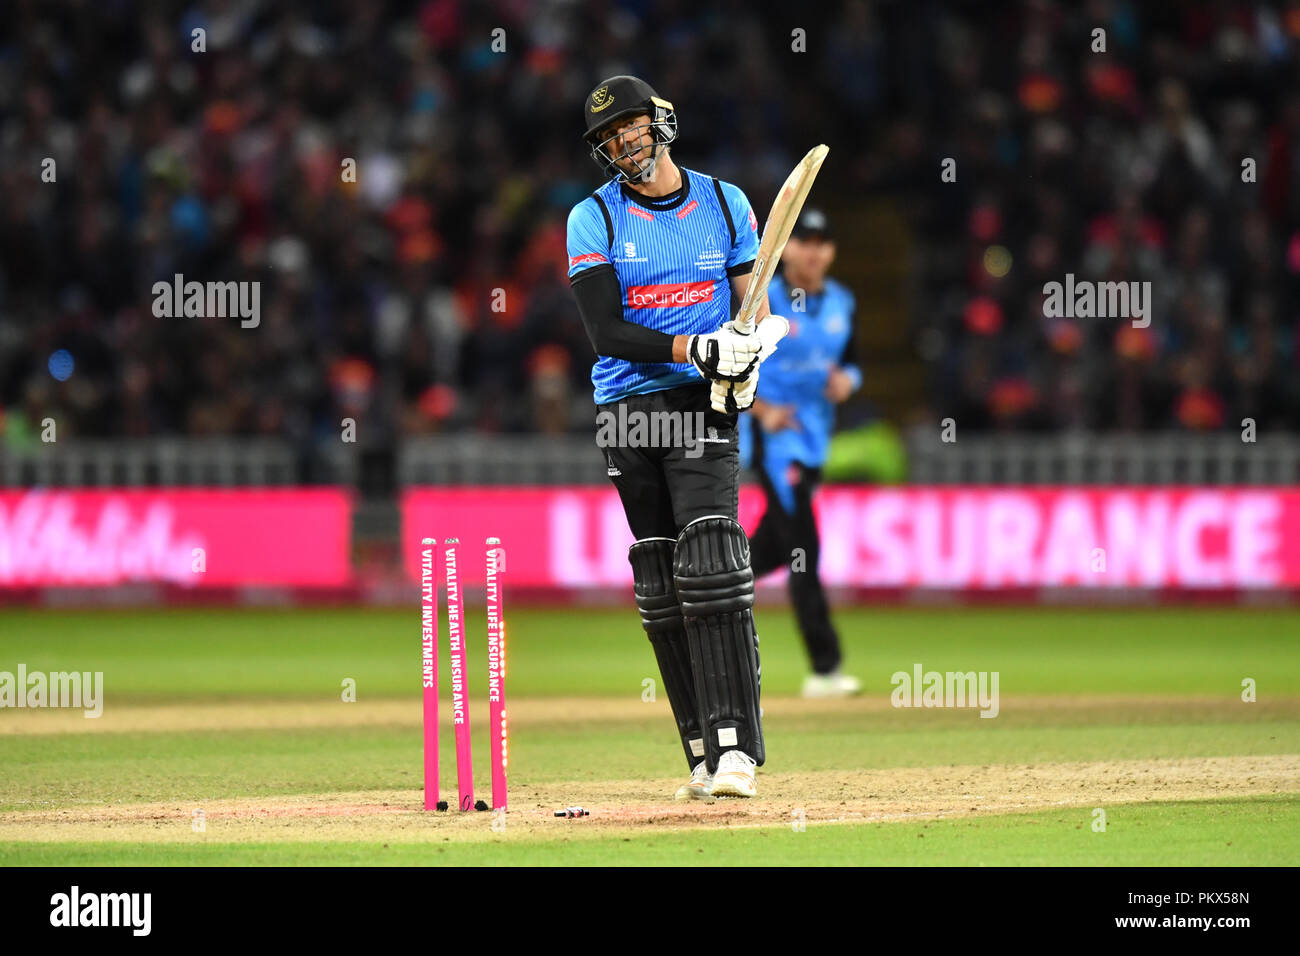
[582,75,677,184]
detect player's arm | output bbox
[826,294,862,403]
[729,272,771,324]
[570,265,679,362]
[720,183,787,357]
[751,395,796,431]
[567,200,679,363]
[570,266,746,371]
[720,182,769,328]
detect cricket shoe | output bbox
[674,760,714,802]
[710,750,758,798]
[802,670,863,699]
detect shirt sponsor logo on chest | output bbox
[626,280,715,309]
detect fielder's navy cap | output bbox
[792,208,831,239]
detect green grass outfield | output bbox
[1,606,1298,865]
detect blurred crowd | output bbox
[1,0,1298,455]
[0,0,840,450]
[902,0,1300,431]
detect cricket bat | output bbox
[733,143,830,337]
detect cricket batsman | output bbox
[740,209,862,697]
[566,76,788,800]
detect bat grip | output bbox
[735,257,767,335]
[734,289,760,335]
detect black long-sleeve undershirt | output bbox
[569,263,676,363]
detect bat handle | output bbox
[734,291,760,335]
[734,262,765,335]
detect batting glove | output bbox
[750,315,790,362]
[708,316,789,413]
[687,326,761,383]
[711,366,759,414]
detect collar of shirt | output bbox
[620,168,691,212]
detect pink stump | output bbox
[420,538,439,810]
[444,538,474,810]
[485,538,508,811]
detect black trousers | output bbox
[599,384,740,537]
[602,384,763,770]
[748,429,842,675]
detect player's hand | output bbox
[719,315,789,364]
[754,315,790,362]
[711,366,759,413]
[753,399,796,432]
[688,326,760,383]
[825,367,855,403]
